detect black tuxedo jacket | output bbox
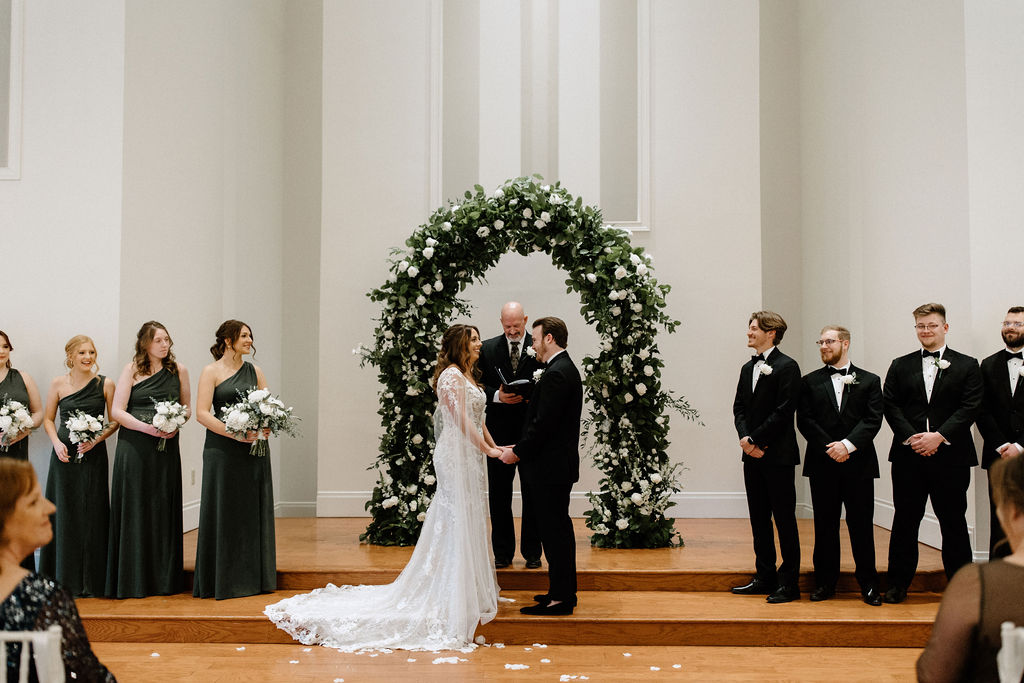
[479,333,540,445]
[732,348,801,466]
[797,365,882,479]
[514,352,583,485]
[882,347,982,467]
[976,350,1024,469]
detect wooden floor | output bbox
[75,518,942,681]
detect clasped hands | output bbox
[498,445,519,464]
[908,431,945,457]
[739,437,764,459]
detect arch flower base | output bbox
[357,176,698,548]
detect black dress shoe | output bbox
[520,601,574,616]
[495,559,511,569]
[731,578,777,595]
[809,586,835,602]
[525,558,542,569]
[862,588,883,606]
[883,586,907,604]
[766,585,800,604]
[533,593,550,604]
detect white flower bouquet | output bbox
[64,410,110,462]
[151,399,188,451]
[220,387,299,456]
[0,398,35,451]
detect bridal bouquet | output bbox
[220,387,299,457]
[64,410,110,462]
[151,399,188,451]
[0,398,35,451]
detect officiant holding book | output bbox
[479,301,542,569]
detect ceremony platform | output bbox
[79,518,943,681]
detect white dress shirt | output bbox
[827,362,857,454]
[751,346,775,392]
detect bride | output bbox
[265,324,505,651]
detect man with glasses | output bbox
[797,326,883,605]
[882,303,982,603]
[977,307,1024,559]
[731,311,802,604]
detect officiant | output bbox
[479,301,542,569]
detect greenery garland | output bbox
[357,176,699,547]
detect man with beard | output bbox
[797,326,883,605]
[976,306,1024,559]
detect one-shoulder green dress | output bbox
[193,362,276,599]
[106,368,184,598]
[0,368,31,461]
[38,375,110,598]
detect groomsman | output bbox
[976,306,1024,559]
[479,301,542,569]
[797,326,883,606]
[731,311,802,604]
[882,303,982,604]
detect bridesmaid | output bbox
[193,319,276,599]
[38,335,118,597]
[106,321,190,598]
[0,330,44,571]
[0,330,44,461]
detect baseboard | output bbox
[183,499,200,533]
[276,501,318,517]
[873,497,976,552]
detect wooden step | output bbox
[77,589,940,648]
[90,642,922,682]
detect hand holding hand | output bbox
[748,446,765,459]
[78,440,95,456]
[910,432,943,456]
[825,441,850,462]
[997,443,1022,459]
[499,447,519,464]
[486,446,502,458]
[739,437,755,455]
[498,387,524,404]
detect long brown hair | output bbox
[432,324,481,388]
[0,330,12,369]
[132,321,178,379]
[64,335,99,374]
[0,459,37,564]
[210,320,254,360]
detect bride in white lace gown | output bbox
[265,325,505,651]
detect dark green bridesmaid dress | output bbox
[1,368,37,571]
[38,375,110,598]
[192,361,276,599]
[0,368,31,461]
[105,368,184,598]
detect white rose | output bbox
[541,184,550,191]
[492,189,504,199]
[510,198,519,205]
[417,512,426,522]
[586,273,597,283]
[638,348,651,360]
[477,226,490,238]
[434,280,443,291]
[259,402,275,416]
[423,474,436,485]
[534,219,546,229]
[422,247,434,259]
[523,208,533,218]
[526,347,536,357]
[416,295,427,306]
[533,369,545,381]
[425,237,438,247]
[174,415,186,425]
[155,404,170,415]
[655,416,665,426]
[631,492,643,504]
[0,416,12,431]
[383,330,394,339]
[937,359,951,370]
[611,306,621,316]
[540,211,551,222]
[621,481,632,492]
[442,221,452,231]
[636,263,648,277]
[609,291,620,301]
[1019,366,1024,378]
[630,253,642,265]
[381,496,398,509]
[247,389,269,402]
[549,194,562,205]
[398,260,409,272]
[407,484,418,494]
[614,266,628,280]
[494,219,504,230]
[632,303,643,313]
[410,500,418,511]
[636,383,647,396]
[759,364,773,376]
[624,393,633,403]
[601,341,612,351]
[407,265,419,278]
[412,434,423,445]
[616,519,629,530]
[650,473,662,484]
[643,365,654,376]
[406,387,420,396]
[422,283,433,295]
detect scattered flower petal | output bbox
[651,666,661,671]
[289,660,299,664]
[541,658,551,663]
[407,658,416,663]
[623,652,632,657]
[433,656,461,664]
[532,643,548,648]
[235,647,246,651]
[505,663,530,670]
[150,653,160,658]
[302,648,312,652]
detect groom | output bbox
[500,317,583,615]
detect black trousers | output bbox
[743,460,801,587]
[487,457,541,562]
[522,477,577,603]
[988,475,1011,560]
[887,459,972,587]
[808,473,878,591]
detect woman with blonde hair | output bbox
[106,321,190,598]
[37,335,118,597]
[0,459,115,681]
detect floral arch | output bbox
[357,176,698,548]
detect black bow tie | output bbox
[829,366,849,376]
[1005,350,1024,361]
[752,353,765,362]
[922,350,941,359]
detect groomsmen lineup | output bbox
[733,303,1019,604]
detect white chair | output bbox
[998,621,1024,683]
[0,624,64,683]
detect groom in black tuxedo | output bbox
[731,310,802,604]
[479,301,542,569]
[882,302,982,604]
[501,317,583,615]
[797,325,883,606]
[976,306,1024,559]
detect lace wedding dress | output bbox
[265,366,499,651]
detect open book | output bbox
[496,367,534,399]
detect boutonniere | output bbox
[759,364,773,376]
[1018,365,1024,379]
[526,347,536,358]
[532,369,545,381]
[841,372,859,386]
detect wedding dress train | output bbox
[265,366,499,651]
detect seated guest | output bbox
[917,454,1024,682]
[0,458,116,682]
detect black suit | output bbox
[514,351,583,605]
[732,347,801,588]
[797,365,882,591]
[883,347,982,585]
[976,350,1024,558]
[479,333,542,563]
